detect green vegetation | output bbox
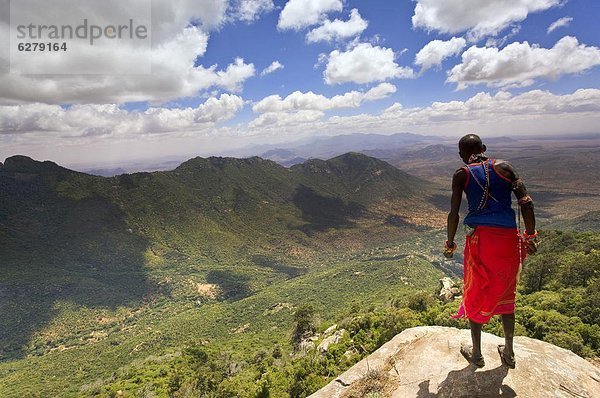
[517,230,600,357]
[0,155,598,397]
[0,154,444,397]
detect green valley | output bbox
[0,153,597,397]
[0,153,447,396]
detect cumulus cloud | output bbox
[244,88,600,137]
[4,89,600,164]
[323,43,414,85]
[252,83,396,113]
[414,37,466,72]
[215,58,256,92]
[248,110,324,129]
[0,94,244,136]
[260,61,284,76]
[306,8,368,43]
[412,0,562,40]
[278,0,342,30]
[249,83,396,128]
[151,0,229,35]
[0,1,256,105]
[234,0,275,22]
[447,36,600,89]
[547,16,573,33]
[362,83,397,101]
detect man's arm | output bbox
[447,168,466,246]
[495,161,537,253]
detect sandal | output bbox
[497,345,516,369]
[460,345,485,368]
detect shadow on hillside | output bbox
[251,255,306,279]
[292,184,366,234]
[0,174,157,360]
[206,270,252,301]
[416,364,514,397]
[429,194,451,212]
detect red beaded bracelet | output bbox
[522,230,538,241]
[444,240,457,250]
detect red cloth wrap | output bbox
[454,226,526,324]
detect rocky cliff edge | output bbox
[309,326,600,398]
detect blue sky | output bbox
[1,0,600,166]
[198,0,599,107]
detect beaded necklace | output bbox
[466,155,491,210]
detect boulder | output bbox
[323,324,338,337]
[298,334,320,352]
[309,326,600,398]
[437,277,460,303]
[318,329,346,353]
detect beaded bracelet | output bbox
[522,230,538,241]
[444,241,457,256]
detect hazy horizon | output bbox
[2,1,600,168]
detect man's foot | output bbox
[460,345,485,368]
[497,345,516,369]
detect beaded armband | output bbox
[518,195,533,205]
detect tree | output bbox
[291,304,316,350]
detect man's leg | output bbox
[470,320,483,358]
[501,313,515,357]
[461,319,485,367]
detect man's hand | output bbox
[525,240,538,255]
[444,241,457,258]
[523,230,539,255]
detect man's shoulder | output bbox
[492,159,517,180]
[492,159,515,170]
[453,167,467,176]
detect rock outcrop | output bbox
[437,277,461,303]
[309,326,600,398]
[318,329,346,353]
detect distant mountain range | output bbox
[70,132,598,176]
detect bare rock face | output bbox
[309,326,600,398]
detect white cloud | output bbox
[547,16,573,33]
[306,8,368,43]
[151,0,229,35]
[447,36,600,89]
[362,83,397,101]
[252,83,396,113]
[235,0,275,22]
[278,0,342,30]
[414,37,466,72]
[0,1,256,105]
[250,83,396,129]
[485,26,521,48]
[244,88,600,137]
[379,89,600,125]
[412,0,562,40]
[323,43,414,85]
[0,26,255,105]
[248,110,324,129]
[0,94,244,136]
[4,89,600,165]
[260,61,285,77]
[215,58,256,92]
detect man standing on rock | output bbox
[444,134,538,368]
